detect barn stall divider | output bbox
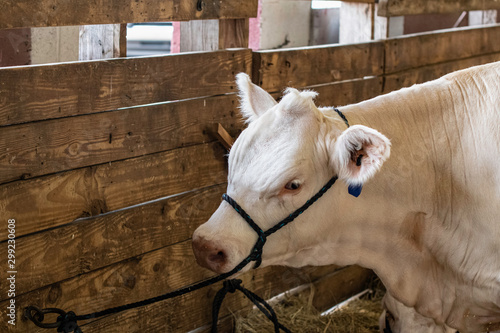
[1,0,500,331]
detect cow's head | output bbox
[192,73,391,274]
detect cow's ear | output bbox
[332,125,391,185]
[236,73,277,123]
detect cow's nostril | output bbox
[209,250,226,264]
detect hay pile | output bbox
[235,282,384,333]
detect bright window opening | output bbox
[311,1,341,9]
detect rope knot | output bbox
[222,279,241,293]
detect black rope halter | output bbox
[221,107,349,269]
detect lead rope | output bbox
[25,108,349,333]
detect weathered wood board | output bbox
[0,184,226,296]
[0,142,228,240]
[0,0,258,29]
[384,53,500,93]
[219,18,250,49]
[0,95,242,184]
[0,184,226,300]
[306,77,383,107]
[253,42,384,92]
[2,242,342,333]
[0,49,251,126]
[385,24,500,73]
[268,77,383,110]
[81,265,362,333]
[378,0,500,17]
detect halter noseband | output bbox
[222,108,349,269]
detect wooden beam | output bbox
[215,123,235,150]
[268,77,383,107]
[0,142,229,240]
[178,20,220,52]
[119,23,127,57]
[2,243,341,332]
[339,2,404,43]
[79,24,122,60]
[0,95,242,185]
[258,0,312,50]
[385,24,500,74]
[339,2,375,43]
[178,18,249,52]
[310,266,374,312]
[383,53,500,93]
[0,0,259,29]
[378,0,500,17]
[29,26,79,64]
[252,42,384,92]
[0,184,227,296]
[305,77,383,107]
[0,49,252,126]
[219,18,250,49]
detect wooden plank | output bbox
[79,24,121,60]
[84,266,348,333]
[0,142,229,240]
[311,266,374,312]
[378,0,500,17]
[385,24,500,74]
[219,19,250,49]
[79,265,344,333]
[0,49,252,126]
[252,42,384,92]
[0,185,226,297]
[383,53,500,93]
[0,0,258,29]
[339,2,375,43]
[0,95,242,184]
[2,238,340,333]
[179,18,249,52]
[179,20,220,52]
[270,77,383,108]
[339,3,404,43]
[258,0,312,50]
[30,26,79,64]
[313,77,383,106]
[216,123,235,150]
[119,24,127,58]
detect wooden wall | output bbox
[378,0,500,17]
[1,2,500,332]
[0,46,373,333]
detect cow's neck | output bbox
[320,79,500,325]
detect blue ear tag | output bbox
[348,184,363,197]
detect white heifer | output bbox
[192,61,500,333]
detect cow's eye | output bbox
[285,180,301,190]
